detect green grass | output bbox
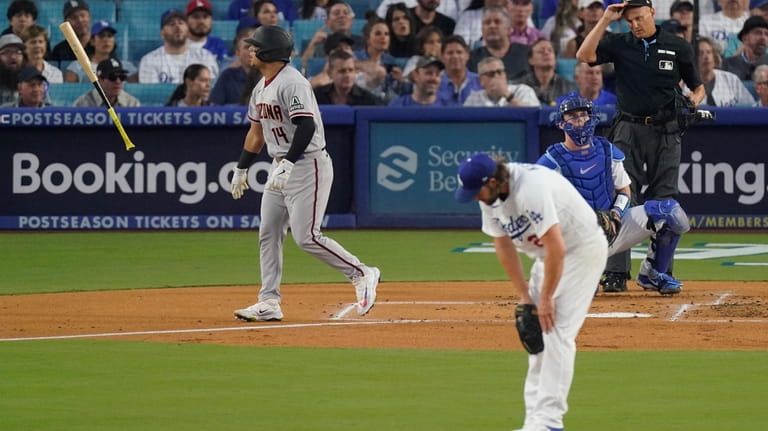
[1,341,766,431]
[2,231,767,294]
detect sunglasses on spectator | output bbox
[106,74,127,82]
[481,68,505,78]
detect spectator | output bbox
[19,25,63,83]
[467,7,530,78]
[308,31,354,86]
[354,16,403,102]
[456,0,515,51]
[563,0,606,58]
[252,0,281,26]
[211,27,261,105]
[669,0,694,42]
[693,36,756,106]
[1,66,49,107]
[377,0,468,22]
[73,58,140,107]
[555,61,616,106]
[389,55,454,105]
[699,0,750,53]
[660,18,687,38]
[386,3,418,58]
[2,0,37,37]
[227,0,296,22]
[753,0,768,19]
[753,64,768,105]
[0,33,24,104]
[50,0,91,63]
[722,15,768,79]
[300,0,329,20]
[139,9,219,83]
[64,20,138,83]
[507,0,547,46]
[514,38,577,105]
[438,34,483,103]
[166,64,212,106]
[186,0,229,62]
[402,25,444,78]
[302,2,364,60]
[464,56,539,105]
[411,0,456,36]
[542,0,580,55]
[314,49,384,104]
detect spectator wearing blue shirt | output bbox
[438,35,482,104]
[227,0,296,23]
[555,61,616,107]
[210,26,260,105]
[389,56,456,106]
[186,0,229,62]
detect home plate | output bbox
[587,312,652,318]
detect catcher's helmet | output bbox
[557,95,598,147]
[244,25,293,63]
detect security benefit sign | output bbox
[679,126,768,229]
[369,122,527,215]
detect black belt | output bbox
[619,111,674,126]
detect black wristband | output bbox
[237,149,259,169]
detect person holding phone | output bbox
[576,0,704,292]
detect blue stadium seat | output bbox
[123,83,177,106]
[127,39,162,64]
[351,18,366,36]
[208,0,231,20]
[291,19,324,54]
[556,58,578,81]
[119,0,179,39]
[211,19,239,44]
[306,57,326,77]
[47,83,92,106]
[37,0,117,29]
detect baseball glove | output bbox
[515,304,544,354]
[596,209,622,246]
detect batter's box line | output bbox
[668,292,732,322]
[330,301,510,320]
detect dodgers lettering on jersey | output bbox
[480,163,604,259]
[247,65,325,159]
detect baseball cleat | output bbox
[637,270,682,295]
[353,266,380,316]
[234,299,283,321]
[600,271,628,292]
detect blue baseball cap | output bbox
[91,20,116,35]
[161,9,186,28]
[454,153,497,203]
[751,0,768,9]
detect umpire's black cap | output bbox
[624,0,652,8]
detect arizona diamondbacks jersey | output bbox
[480,163,604,260]
[246,65,326,160]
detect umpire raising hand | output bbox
[576,0,704,292]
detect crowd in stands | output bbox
[0,0,767,108]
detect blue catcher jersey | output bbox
[537,136,618,210]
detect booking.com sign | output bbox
[369,121,527,215]
[0,114,11,125]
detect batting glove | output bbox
[266,159,294,191]
[231,167,249,199]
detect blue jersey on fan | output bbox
[536,135,624,211]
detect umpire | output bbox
[576,0,704,292]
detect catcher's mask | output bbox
[558,96,598,147]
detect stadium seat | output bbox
[119,0,179,39]
[37,0,116,29]
[127,39,162,64]
[306,57,326,77]
[291,19,324,54]
[556,58,578,81]
[47,82,92,106]
[208,0,231,20]
[351,18,366,36]
[123,83,177,106]
[211,19,239,45]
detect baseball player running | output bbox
[229,25,380,321]
[537,96,689,295]
[455,153,607,431]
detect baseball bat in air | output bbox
[59,21,135,151]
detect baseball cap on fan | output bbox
[454,153,497,203]
[669,0,693,13]
[186,0,213,16]
[18,66,47,83]
[161,9,186,28]
[63,0,89,19]
[0,33,25,51]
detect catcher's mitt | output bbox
[596,209,622,246]
[515,304,544,354]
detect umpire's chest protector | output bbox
[545,138,614,210]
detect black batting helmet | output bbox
[244,25,293,63]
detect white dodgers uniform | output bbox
[247,65,368,301]
[480,163,607,430]
[138,46,219,83]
